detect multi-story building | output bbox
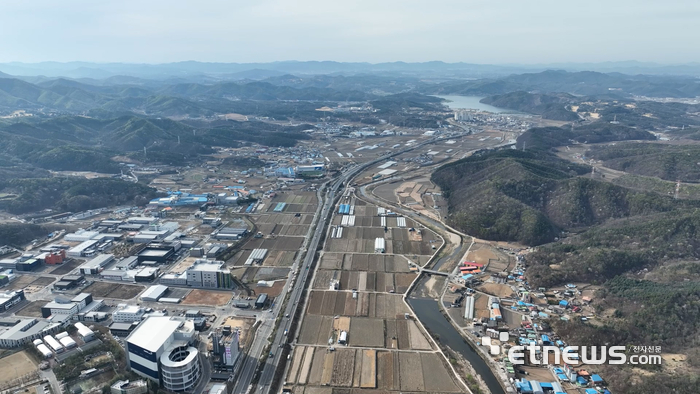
[113,305,147,323]
[185,260,232,289]
[125,316,200,392]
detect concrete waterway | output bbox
[409,290,506,394]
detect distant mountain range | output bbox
[2,60,700,81]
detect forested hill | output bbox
[431,150,686,245]
[480,91,579,121]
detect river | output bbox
[408,295,506,394]
[434,95,514,113]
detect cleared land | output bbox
[15,300,47,317]
[48,259,82,275]
[83,282,144,299]
[0,350,38,381]
[182,289,232,306]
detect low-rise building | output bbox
[110,380,148,394]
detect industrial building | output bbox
[67,240,99,258]
[125,316,200,391]
[213,227,247,240]
[53,275,84,291]
[186,260,233,289]
[244,249,268,266]
[0,290,25,312]
[374,238,386,253]
[137,245,175,264]
[0,318,62,348]
[113,305,147,323]
[110,322,139,337]
[255,293,268,309]
[79,254,115,275]
[64,230,100,242]
[140,285,168,302]
[296,164,324,173]
[114,256,139,271]
[41,293,103,320]
[74,322,95,342]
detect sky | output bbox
[1,0,699,64]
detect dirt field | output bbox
[0,350,38,380]
[420,353,461,392]
[16,300,49,317]
[48,259,82,275]
[399,352,425,391]
[407,320,432,350]
[219,317,255,344]
[253,280,286,297]
[349,318,384,347]
[330,348,355,386]
[478,282,515,298]
[359,350,376,388]
[4,275,35,290]
[182,289,232,306]
[83,282,144,299]
[377,351,396,390]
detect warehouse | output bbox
[74,322,95,342]
[214,227,247,240]
[245,249,268,266]
[127,217,158,225]
[54,275,84,291]
[16,258,41,271]
[67,240,99,258]
[115,256,139,270]
[374,238,386,253]
[137,246,175,264]
[255,293,268,309]
[140,285,168,302]
[110,322,139,337]
[135,267,159,282]
[79,254,115,275]
[64,230,100,242]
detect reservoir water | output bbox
[434,95,513,113]
[408,296,506,394]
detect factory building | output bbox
[67,240,99,258]
[186,260,233,289]
[125,316,200,391]
[53,275,84,291]
[79,254,115,275]
[140,285,168,302]
[0,290,25,312]
[213,227,247,240]
[137,245,175,264]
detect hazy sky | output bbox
[1,0,698,64]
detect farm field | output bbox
[83,282,144,299]
[313,270,416,293]
[286,349,460,392]
[181,289,232,306]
